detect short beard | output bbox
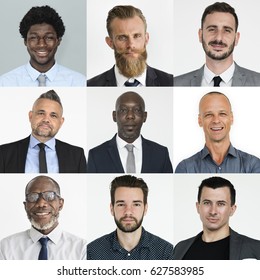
[30,214,59,231]
[114,214,144,233]
[115,48,147,78]
[202,38,235,60]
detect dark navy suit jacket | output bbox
[87,65,173,86]
[87,135,173,173]
[0,136,87,173]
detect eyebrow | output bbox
[115,200,143,203]
[206,25,234,31]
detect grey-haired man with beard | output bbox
[87,175,174,260]
[87,5,173,86]
[0,175,86,260]
[174,2,260,86]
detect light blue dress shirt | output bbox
[25,135,59,173]
[0,62,86,86]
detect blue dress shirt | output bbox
[175,144,260,173]
[87,227,174,260]
[0,62,86,86]
[25,135,59,173]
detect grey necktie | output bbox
[124,79,140,87]
[213,76,222,87]
[38,237,49,260]
[37,74,46,87]
[125,144,136,173]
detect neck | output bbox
[205,56,234,75]
[32,133,52,143]
[202,225,230,242]
[205,139,231,165]
[30,60,55,73]
[116,226,142,252]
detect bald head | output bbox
[115,91,145,110]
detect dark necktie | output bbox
[213,76,222,87]
[125,144,136,173]
[38,143,48,173]
[37,74,46,87]
[124,79,140,87]
[38,237,49,260]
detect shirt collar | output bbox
[116,134,142,149]
[29,134,56,150]
[29,224,62,244]
[110,227,150,252]
[114,65,146,86]
[202,143,237,159]
[25,61,59,82]
[203,62,235,85]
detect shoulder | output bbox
[142,137,168,150]
[147,66,173,86]
[0,230,29,244]
[144,230,173,248]
[175,150,202,173]
[235,63,260,76]
[87,67,114,86]
[174,68,203,86]
[56,64,86,85]
[55,139,84,152]
[0,137,29,149]
[88,138,114,152]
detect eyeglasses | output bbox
[26,191,61,203]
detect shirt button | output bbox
[127,253,131,256]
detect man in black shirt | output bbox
[87,175,174,260]
[173,176,260,260]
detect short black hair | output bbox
[197,176,236,206]
[19,5,65,39]
[110,175,149,206]
[201,2,239,31]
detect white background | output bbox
[0,0,86,76]
[87,0,174,79]
[173,87,260,171]
[86,87,173,165]
[173,0,260,76]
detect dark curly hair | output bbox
[19,5,65,39]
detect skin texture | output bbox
[29,98,64,143]
[196,186,236,242]
[106,16,149,77]
[23,177,64,235]
[198,12,240,73]
[113,91,147,143]
[24,23,61,72]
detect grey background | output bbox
[0,0,86,76]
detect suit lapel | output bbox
[190,66,204,86]
[232,64,246,86]
[105,66,117,86]
[18,137,30,172]
[146,66,160,86]
[108,136,125,172]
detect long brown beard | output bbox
[115,48,147,78]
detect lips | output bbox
[36,51,49,57]
[211,127,223,131]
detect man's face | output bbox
[110,187,147,233]
[198,94,233,144]
[25,23,61,72]
[106,16,149,77]
[23,177,64,234]
[113,92,147,143]
[196,186,236,233]
[199,12,240,61]
[29,98,64,142]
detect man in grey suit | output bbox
[174,2,260,86]
[87,5,173,87]
[173,176,260,260]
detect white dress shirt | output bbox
[116,134,142,173]
[0,225,86,260]
[201,62,235,86]
[114,65,146,86]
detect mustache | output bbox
[209,40,228,47]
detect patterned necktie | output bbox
[37,74,46,87]
[38,143,48,173]
[213,76,222,87]
[125,144,136,173]
[38,237,49,260]
[124,79,140,87]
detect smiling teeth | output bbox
[35,213,48,216]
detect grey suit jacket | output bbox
[173,228,260,260]
[174,63,260,86]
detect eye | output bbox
[133,33,142,39]
[50,113,58,118]
[117,35,128,41]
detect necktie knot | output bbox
[213,76,222,87]
[124,79,140,87]
[125,144,134,152]
[37,74,46,87]
[38,237,49,260]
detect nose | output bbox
[126,37,135,49]
[126,109,135,119]
[212,114,220,123]
[215,30,224,41]
[124,204,133,215]
[37,37,47,47]
[209,204,218,215]
[35,196,48,207]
